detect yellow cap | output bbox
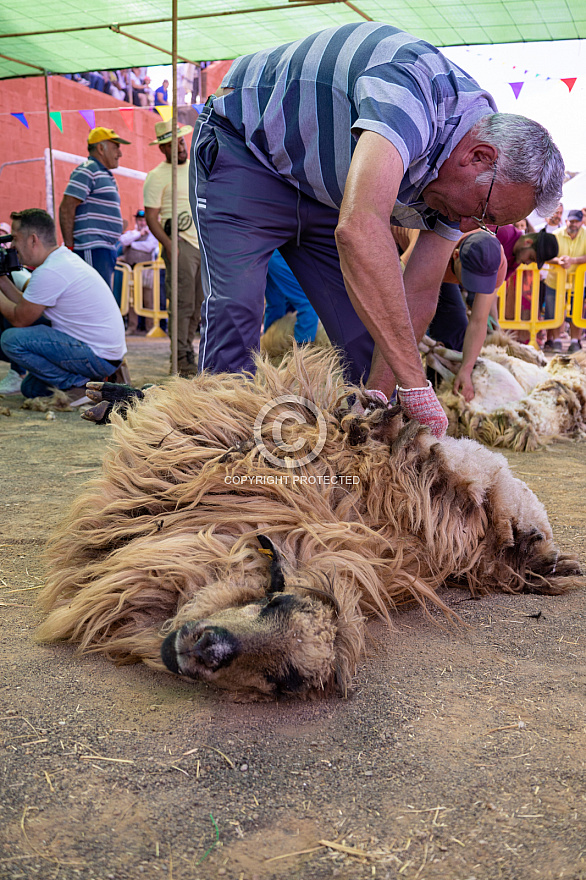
[88,126,131,145]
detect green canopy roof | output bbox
[1,0,585,79]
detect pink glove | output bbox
[397,381,448,439]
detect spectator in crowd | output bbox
[144,120,203,376]
[119,209,160,334]
[263,250,319,344]
[544,203,564,233]
[190,23,564,438]
[154,80,169,106]
[59,127,130,289]
[130,68,151,106]
[544,209,586,353]
[0,209,126,403]
[513,217,535,233]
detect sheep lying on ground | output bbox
[423,335,586,452]
[37,347,583,699]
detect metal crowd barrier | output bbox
[114,258,169,338]
[496,263,570,348]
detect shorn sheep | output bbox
[37,347,583,699]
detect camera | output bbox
[0,234,22,276]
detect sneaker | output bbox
[568,340,582,354]
[543,340,555,351]
[552,340,563,352]
[0,369,24,395]
[64,385,91,407]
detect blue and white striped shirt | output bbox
[64,157,123,250]
[215,23,497,241]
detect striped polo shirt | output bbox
[64,157,123,251]
[215,22,497,241]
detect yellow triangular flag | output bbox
[155,105,173,122]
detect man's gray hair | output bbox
[471,113,564,217]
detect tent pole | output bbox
[170,0,178,375]
[43,71,56,219]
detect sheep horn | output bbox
[257,535,286,594]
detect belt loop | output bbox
[296,190,301,248]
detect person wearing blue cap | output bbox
[428,230,507,401]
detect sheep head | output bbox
[160,536,342,699]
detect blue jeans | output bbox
[1,325,118,397]
[264,251,320,344]
[74,247,117,290]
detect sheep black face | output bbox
[161,591,338,697]
[161,536,339,698]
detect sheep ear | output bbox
[257,534,286,594]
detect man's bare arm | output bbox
[144,207,172,259]
[336,133,454,395]
[59,195,82,248]
[0,275,46,327]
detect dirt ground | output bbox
[1,338,585,880]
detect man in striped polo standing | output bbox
[190,22,564,438]
[59,127,130,290]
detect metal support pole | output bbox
[43,71,56,218]
[170,0,178,375]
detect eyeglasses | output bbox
[472,161,499,236]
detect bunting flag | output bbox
[509,82,524,99]
[79,108,95,128]
[192,103,205,114]
[11,112,28,127]
[561,77,577,93]
[49,111,63,131]
[155,105,173,122]
[118,106,134,130]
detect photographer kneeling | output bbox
[0,209,126,404]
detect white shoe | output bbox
[0,369,24,395]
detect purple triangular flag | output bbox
[509,82,524,100]
[11,112,29,128]
[79,109,95,128]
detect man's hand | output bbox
[453,368,475,402]
[397,381,448,439]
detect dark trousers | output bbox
[428,283,468,352]
[190,107,374,385]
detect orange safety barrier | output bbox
[496,262,567,349]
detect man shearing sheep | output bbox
[189,22,564,438]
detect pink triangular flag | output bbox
[561,77,577,93]
[118,107,134,130]
[509,82,524,100]
[79,109,95,128]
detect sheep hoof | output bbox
[82,382,147,424]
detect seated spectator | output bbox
[154,80,169,106]
[0,209,126,404]
[119,209,160,334]
[130,68,151,106]
[264,250,319,344]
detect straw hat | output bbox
[150,121,194,145]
